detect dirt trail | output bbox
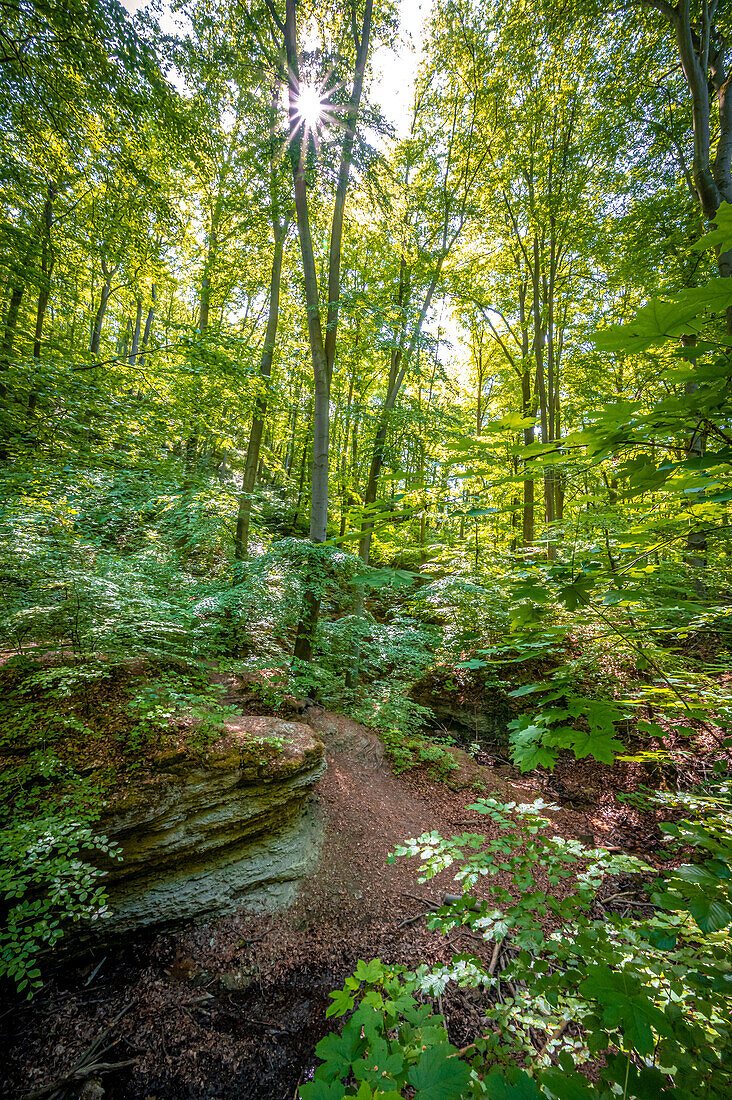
[0,708,591,1100]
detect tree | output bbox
[282,0,374,660]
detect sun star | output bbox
[296,82,324,129]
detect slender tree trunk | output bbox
[235,219,289,560]
[0,271,25,459]
[285,0,373,662]
[1,273,26,388]
[521,365,535,547]
[31,184,56,366]
[339,368,356,537]
[284,387,300,477]
[90,262,113,356]
[293,433,309,526]
[139,284,156,365]
[128,297,142,364]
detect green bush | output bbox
[0,813,121,997]
[303,791,732,1099]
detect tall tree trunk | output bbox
[139,284,156,365]
[90,260,113,356]
[31,184,56,366]
[27,188,57,424]
[521,365,535,547]
[128,297,143,364]
[284,387,301,477]
[0,269,25,460]
[285,0,373,662]
[234,216,289,560]
[339,367,356,538]
[1,270,26,389]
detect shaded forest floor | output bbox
[0,682,697,1100]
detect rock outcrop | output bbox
[95,718,325,934]
[410,667,513,744]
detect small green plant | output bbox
[353,685,458,779]
[126,670,238,753]
[0,812,121,997]
[304,793,732,1099]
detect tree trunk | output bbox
[235,219,289,561]
[285,0,373,662]
[129,297,142,364]
[0,269,25,459]
[139,284,156,365]
[31,184,56,365]
[90,263,113,356]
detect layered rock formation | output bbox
[95,717,325,934]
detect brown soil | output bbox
[0,703,674,1100]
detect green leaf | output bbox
[314,1026,367,1082]
[580,972,669,1055]
[407,1043,471,1099]
[483,1068,542,1098]
[540,1069,596,1100]
[326,988,356,1018]
[692,201,732,253]
[508,683,545,698]
[354,959,386,984]
[352,1037,404,1087]
[594,278,732,353]
[299,1079,348,1100]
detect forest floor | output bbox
[0,681,677,1100]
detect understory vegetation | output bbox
[3,0,732,1096]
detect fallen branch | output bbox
[534,1020,570,1062]
[242,919,275,946]
[24,1059,138,1099]
[487,940,502,976]
[23,1004,134,1099]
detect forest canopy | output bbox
[1,0,732,1098]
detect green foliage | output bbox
[0,813,121,997]
[306,794,732,1099]
[126,669,238,751]
[593,278,732,353]
[301,957,469,1100]
[353,686,458,779]
[506,676,626,772]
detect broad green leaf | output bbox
[299,1079,347,1100]
[483,1068,542,1098]
[594,278,732,353]
[314,1026,367,1082]
[407,1043,471,1099]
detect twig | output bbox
[242,920,276,946]
[23,1059,138,1099]
[397,909,432,929]
[84,956,107,987]
[534,1020,570,1061]
[401,892,437,906]
[487,940,502,976]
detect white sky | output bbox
[371,0,427,137]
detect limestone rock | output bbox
[94,718,325,934]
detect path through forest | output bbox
[1,702,629,1100]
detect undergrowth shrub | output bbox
[302,789,732,1099]
[0,813,121,998]
[352,686,458,779]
